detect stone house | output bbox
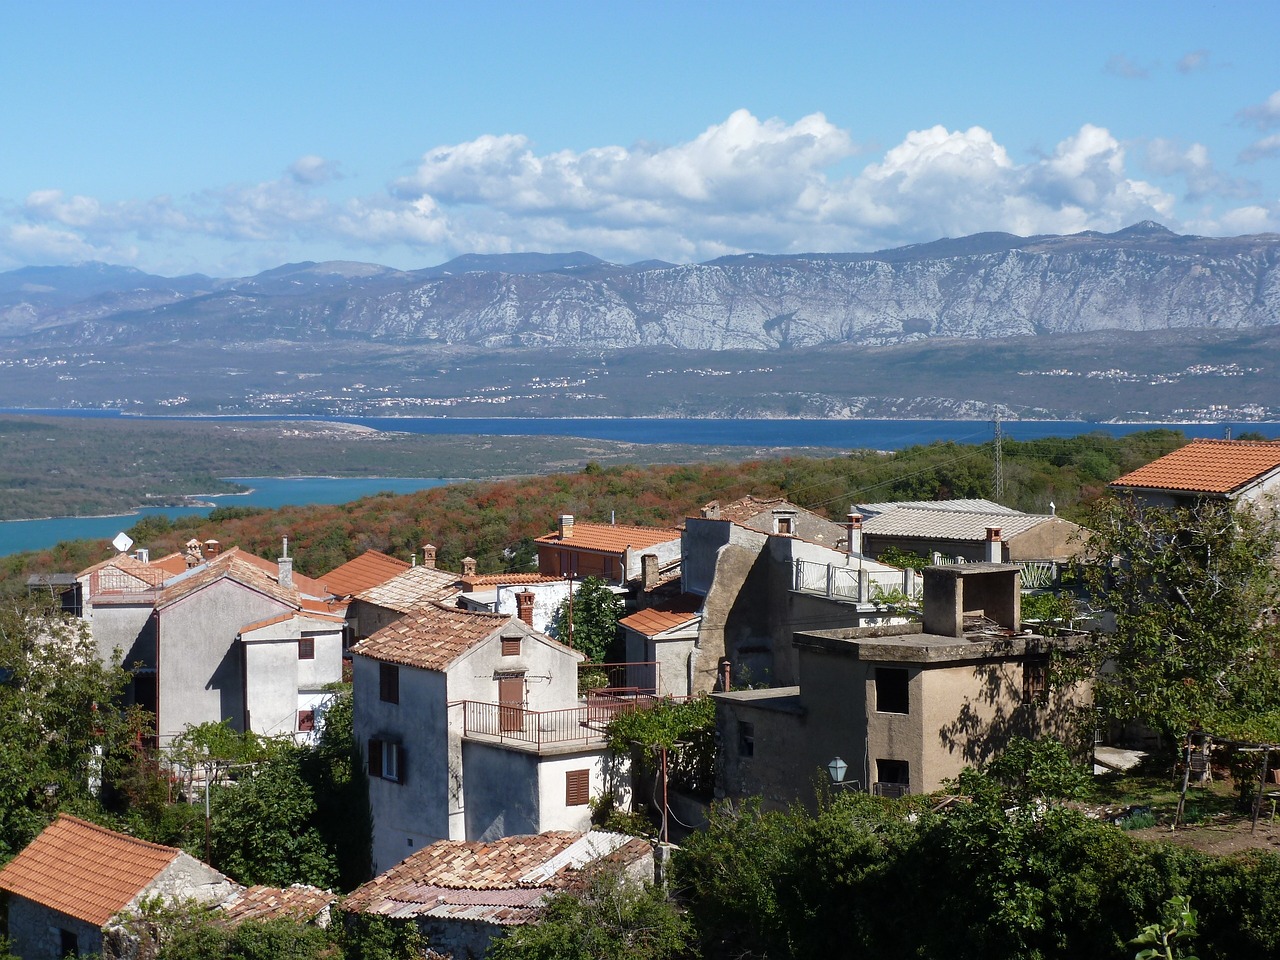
[350,602,631,874]
[341,830,653,960]
[345,559,465,644]
[80,544,344,744]
[1109,438,1280,508]
[0,815,238,960]
[713,563,1090,809]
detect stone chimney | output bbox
[845,512,863,556]
[422,544,437,569]
[278,537,293,589]
[701,501,721,520]
[515,590,536,627]
[641,553,660,591]
[185,538,202,568]
[462,556,477,577]
[559,515,574,539]
[203,539,221,558]
[985,527,1003,563]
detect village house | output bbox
[0,815,239,960]
[1109,437,1280,508]
[854,498,1086,574]
[455,572,572,634]
[319,548,411,602]
[349,601,636,874]
[341,830,653,960]
[713,563,1090,810]
[344,545,467,644]
[534,514,681,585]
[78,542,344,744]
[681,496,913,694]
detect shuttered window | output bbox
[1023,659,1049,704]
[367,738,404,783]
[501,637,522,657]
[367,738,382,778]
[566,768,590,806]
[298,637,315,660]
[379,663,400,704]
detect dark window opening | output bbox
[60,929,80,958]
[298,709,315,732]
[738,721,755,757]
[875,667,910,714]
[298,637,315,660]
[379,663,400,704]
[1023,658,1049,704]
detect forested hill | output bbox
[1,430,1195,593]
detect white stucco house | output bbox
[350,602,632,875]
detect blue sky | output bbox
[2,1,1277,276]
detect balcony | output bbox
[453,692,683,750]
[793,559,921,604]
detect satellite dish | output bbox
[112,532,134,554]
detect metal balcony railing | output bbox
[577,661,659,697]
[454,692,689,749]
[793,559,922,603]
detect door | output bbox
[498,675,525,732]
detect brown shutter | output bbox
[566,768,590,806]
[368,738,382,778]
[501,637,521,657]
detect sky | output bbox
[1,1,1278,277]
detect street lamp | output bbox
[827,756,860,790]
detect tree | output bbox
[0,595,133,859]
[487,863,692,960]
[553,577,621,663]
[1072,496,1280,746]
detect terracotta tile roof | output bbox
[342,832,650,926]
[535,522,680,556]
[354,565,461,613]
[620,594,702,637]
[151,552,190,576]
[79,554,173,594]
[155,550,300,610]
[301,596,347,619]
[320,550,411,598]
[703,495,792,524]
[0,815,182,926]
[1110,439,1280,496]
[459,573,563,589]
[220,885,336,926]
[350,602,513,671]
[233,549,329,597]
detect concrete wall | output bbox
[414,918,503,960]
[156,580,289,742]
[446,622,580,711]
[351,600,410,643]
[1005,518,1086,562]
[90,602,155,671]
[535,748,611,833]
[354,656,452,874]
[493,581,570,634]
[462,741,541,840]
[622,538,681,581]
[5,898,102,960]
[713,688,812,811]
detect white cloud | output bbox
[1143,139,1254,199]
[1176,49,1209,74]
[1239,134,1280,164]
[1104,54,1149,79]
[1238,90,1280,130]
[289,155,341,185]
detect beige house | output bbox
[714,563,1090,808]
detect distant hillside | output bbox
[3,223,1278,349]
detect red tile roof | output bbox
[220,885,336,926]
[703,495,793,524]
[620,594,702,637]
[459,573,563,589]
[321,550,411,598]
[351,602,514,671]
[234,549,329,597]
[354,565,461,613]
[534,522,679,556]
[155,550,300,610]
[1110,439,1280,495]
[342,831,650,926]
[0,815,182,926]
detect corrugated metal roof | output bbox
[861,508,1054,541]
[856,498,1019,517]
[1110,439,1280,495]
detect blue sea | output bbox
[0,412,1268,557]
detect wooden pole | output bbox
[1253,749,1272,834]
[1174,734,1193,829]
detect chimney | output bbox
[422,544,437,569]
[185,538,202,568]
[203,539,221,558]
[719,658,732,692]
[845,512,863,556]
[985,527,1003,563]
[278,537,293,589]
[135,548,149,564]
[462,556,477,577]
[701,501,721,520]
[516,590,536,627]
[559,515,574,539]
[641,553,660,591]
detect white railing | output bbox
[793,559,921,603]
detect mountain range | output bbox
[3,222,1278,350]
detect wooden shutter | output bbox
[501,637,521,657]
[380,663,399,704]
[298,637,315,660]
[499,676,525,732]
[368,738,383,778]
[565,769,590,806]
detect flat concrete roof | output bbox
[794,624,1082,665]
[712,686,805,715]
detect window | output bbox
[738,721,755,757]
[874,759,910,797]
[368,738,404,782]
[379,663,399,704]
[875,667,910,714]
[501,636,522,657]
[297,709,315,732]
[298,637,315,660]
[776,516,794,535]
[60,929,80,958]
[566,768,590,806]
[1023,658,1049,704]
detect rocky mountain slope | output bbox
[3,222,1278,350]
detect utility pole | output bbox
[992,405,1005,502]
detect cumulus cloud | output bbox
[1239,134,1280,164]
[1238,90,1280,130]
[288,155,341,185]
[1143,139,1254,199]
[1176,49,1210,74]
[1105,54,1149,79]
